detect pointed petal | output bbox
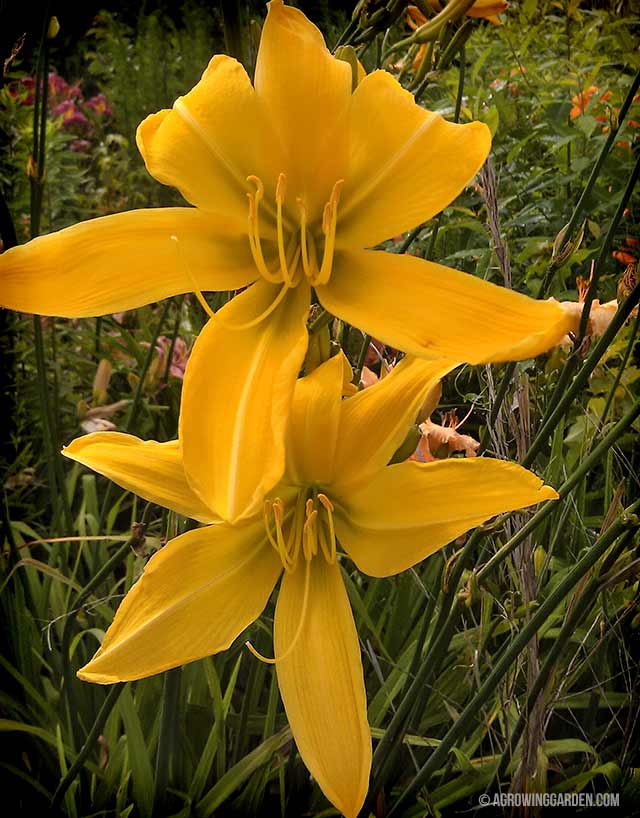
[275,558,371,818]
[467,0,508,21]
[337,70,490,248]
[286,351,348,485]
[255,0,352,218]
[0,208,257,317]
[331,357,456,491]
[62,432,217,524]
[180,280,310,523]
[335,459,558,577]
[137,55,282,218]
[318,250,574,363]
[78,522,281,683]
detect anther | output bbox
[315,179,344,287]
[317,493,334,512]
[318,493,337,564]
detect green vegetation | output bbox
[1,2,639,816]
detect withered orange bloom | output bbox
[421,0,509,25]
[1,0,571,521]
[63,353,558,818]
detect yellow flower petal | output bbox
[275,558,371,818]
[318,249,574,363]
[180,280,310,523]
[331,357,457,491]
[335,459,558,577]
[0,208,256,317]
[255,0,352,219]
[78,522,281,683]
[137,55,282,218]
[337,70,491,248]
[286,352,348,485]
[62,432,217,524]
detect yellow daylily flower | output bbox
[63,353,558,818]
[2,0,571,520]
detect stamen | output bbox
[303,499,318,561]
[286,490,307,568]
[314,180,344,287]
[246,175,281,285]
[170,235,215,319]
[296,197,313,280]
[275,173,293,286]
[263,500,281,553]
[318,493,337,564]
[245,558,311,664]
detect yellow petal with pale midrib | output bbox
[180,280,310,523]
[335,458,558,577]
[78,522,281,683]
[319,249,574,364]
[63,433,218,523]
[275,558,371,818]
[0,208,256,318]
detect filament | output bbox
[245,558,312,664]
[246,176,281,284]
[275,173,293,286]
[170,235,215,319]
[296,197,313,280]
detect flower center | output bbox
[263,489,338,573]
[245,489,338,665]
[246,173,344,289]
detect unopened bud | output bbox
[92,359,112,406]
[47,16,60,39]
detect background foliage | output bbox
[1,1,639,816]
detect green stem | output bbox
[493,529,634,783]
[369,527,486,790]
[578,152,640,339]
[598,307,640,430]
[51,683,124,810]
[387,504,639,816]
[481,397,640,580]
[488,361,516,427]
[523,278,640,466]
[61,532,139,750]
[540,68,640,296]
[153,667,182,812]
[99,301,171,527]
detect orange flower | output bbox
[613,250,637,266]
[423,0,508,24]
[570,85,599,119]
[558,270,617,346]
[411,410,480,463]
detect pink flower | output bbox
[84,93,112,117]
[51,99,89,130]
[156,335,190,379]
[70,139,92,153]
